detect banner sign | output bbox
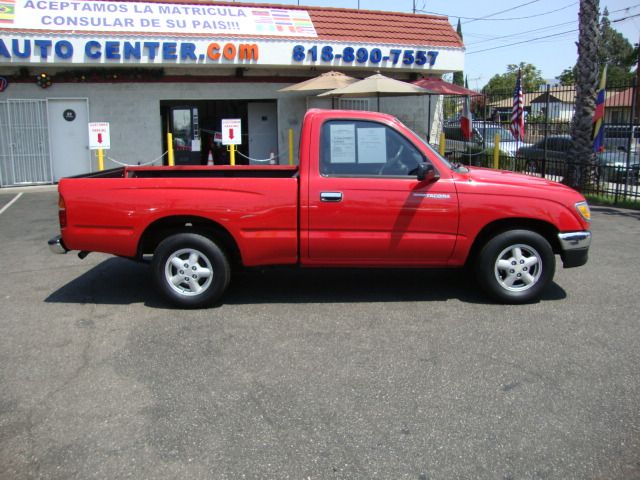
[0,1,318,38]
[0,35,464,72]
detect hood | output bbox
[449,166,589,232]
[456,166,574,191]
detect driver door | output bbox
[305,119,459,266]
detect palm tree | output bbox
[565,0,600,190]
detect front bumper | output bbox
[558,231,591,268]
[48,235,68,254]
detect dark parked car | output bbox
[516,135,639,183]
[602,124,640,154]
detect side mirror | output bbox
[416,162,439,182]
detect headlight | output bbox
[575,201,591,222]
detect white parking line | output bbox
[0,193,23,216]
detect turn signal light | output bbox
[575,201,591,222]
[58,195,67,228]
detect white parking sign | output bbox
[221,119,242,146]
[88,122,111,150]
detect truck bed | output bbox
[59,166,300,265]
[127,165,299,178]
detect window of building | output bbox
[338,98,370,111]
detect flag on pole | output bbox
[460,95,472,140]
[509,70,525,141]
[592,65,607,152]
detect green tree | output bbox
[557,66,576,86]
[453,18,464,86]
[598,7,634,85]
[557,7,634,86]
[482,62,545,95]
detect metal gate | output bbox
[0,100,52,187]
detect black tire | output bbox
[151,233,230,308]
[475,230,555,304]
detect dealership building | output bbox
[0,0,464,187]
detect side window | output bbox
[320,120,424,176]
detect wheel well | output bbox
[465,218,560,266]
[138,216,242,266]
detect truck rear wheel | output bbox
[475,230,555,304]
[152,233,230,308]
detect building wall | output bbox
[1,80,299,170]
[1,79,438,179]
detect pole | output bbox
[439,132,446,156]
[288,128,294,165]
[542,84,550,178]
[97,148,104,171]
[229,144,236,166]
[493,133,500,169]
[167,132,175,166]
[427,95,432,143]
[625,76,637,199]
[635,35,640,124]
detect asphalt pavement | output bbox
[0,187,639,479]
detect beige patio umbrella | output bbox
[278,71,359,92]
[318,73,430,111]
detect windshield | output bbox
[481,127,516,141]
[411,132,455,169]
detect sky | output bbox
[231,0,640,90]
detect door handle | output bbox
[320,192,343,202]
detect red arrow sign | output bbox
[228,128,234,140]
[97,133,103,144]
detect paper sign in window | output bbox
[357,127,387,164]
[330,124,356,164]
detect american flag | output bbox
[509,70,525,141]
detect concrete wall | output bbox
[1,81,297,170]
[1,80,440,176]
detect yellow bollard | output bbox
[229,144,236,166]
[288,128,294,166]
[439,132,446,157]
[493,133,501,169]
[167,132,175,167]
[97,148,104,171]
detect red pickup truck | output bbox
[49,109,591,307]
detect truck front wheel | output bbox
[475,230,555,304]
[152,233,230,308]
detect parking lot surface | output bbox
[1,187,639,479]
